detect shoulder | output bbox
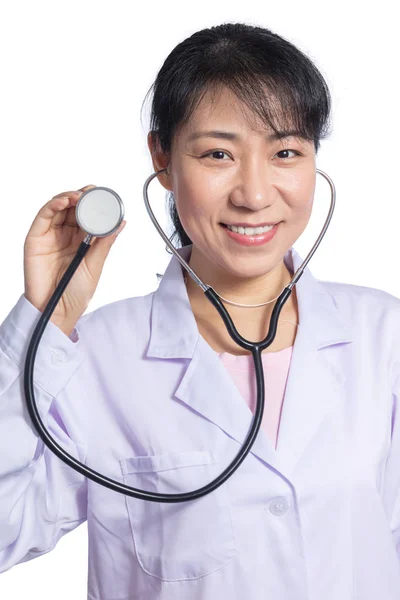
[320,278,400,377]
[321,277,400,316]
[321,278,400,336]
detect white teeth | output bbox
[227,224,274,235]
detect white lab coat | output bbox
[0,244,400,599]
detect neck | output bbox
[183,245,298,330]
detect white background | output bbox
[0,1,399,597]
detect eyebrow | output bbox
[187,129,309,143]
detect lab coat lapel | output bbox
[147,244,353,478]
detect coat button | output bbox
[51,349,67,365]
[268,497,289,516]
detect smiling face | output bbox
[149,85,317,289]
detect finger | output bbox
[52,184,96,200]
[57,185,98,212]
[51,185,99,236]
[27,186,98,239]
[77,184,97,191]
[45,185,97,228]
[27,195,80,238]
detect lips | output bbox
[221,221,280,246]
[220,222,280,228]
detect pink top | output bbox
[217,346,294,450]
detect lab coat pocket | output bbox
[119,449,236,581]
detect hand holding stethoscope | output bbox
[23,184,126,338]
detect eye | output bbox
[200,148,302,161]
[275,149,301,159]
[200,150,231,160]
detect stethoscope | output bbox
[23,167,335,503]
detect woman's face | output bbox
[151,86,316,283]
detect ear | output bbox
[147,131,172,191]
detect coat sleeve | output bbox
[384,370,400,560]
[0,294,88,573]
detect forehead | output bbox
[180,85,297,139]
[187,87,265,128]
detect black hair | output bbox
[142,21,332,260]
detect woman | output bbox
[1,22,400,600]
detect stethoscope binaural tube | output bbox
[23,169,335,503]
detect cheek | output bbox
[175,183,218,225]
[284,198,312,221]
[290,197,314,240]
[285,167,315,203]
[289,181,315,214]
[178,202,217,236]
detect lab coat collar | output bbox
[146,244,354,476]
[147,243,352,358]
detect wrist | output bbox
[49,316,77,338]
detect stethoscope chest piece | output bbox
[76,186,125,238]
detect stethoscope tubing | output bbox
[23,168,335,502]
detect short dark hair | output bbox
[142,22,332,255]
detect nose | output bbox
[230,159,276,211]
